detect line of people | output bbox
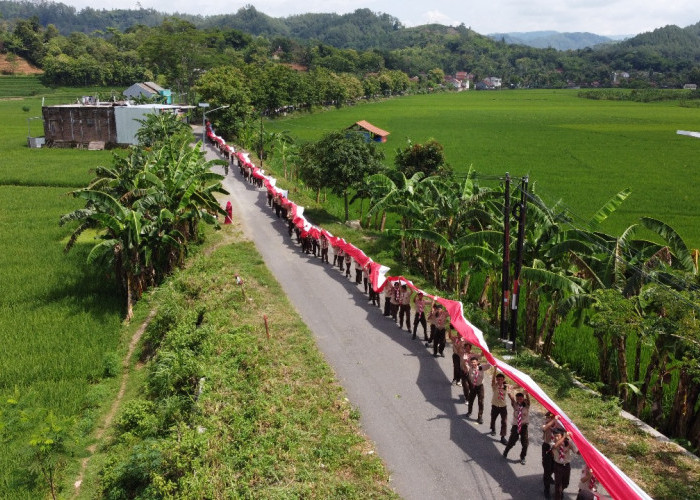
[210,128,616,500]
[245,166,597,500]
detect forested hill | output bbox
[0,0,170,33]
[1,0,699,58]
[601,22,700,66]
[487,31,616,50]
[1,1,699,88]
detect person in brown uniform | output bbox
[398,284,412,332]
[460,343,476,403]
[542,413,565,499]
[466,356,491,423]
[320,234,329,263]
[503,391,531,465]
[490,371,509,444]
[425,302,440,347]
[448,328,464,384]
[412,292,428,341]
[389,281,401,322]
[551,429,578,500]
[431,305,449,357]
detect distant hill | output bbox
[487,31,622,50]
[0,0,699,85]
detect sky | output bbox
[57,0,700,37]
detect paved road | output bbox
[204,140,581,499]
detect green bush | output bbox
[115,400,159,437]
[100,439,164,500]
[147,348,201,399]
[102,352,121,378]
[162,320,211,355]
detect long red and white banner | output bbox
[207,123,651,500]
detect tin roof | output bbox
[352,120,390,137]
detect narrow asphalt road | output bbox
[203,138,581,499]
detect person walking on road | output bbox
[448,329,465,384]
[389,281,401,322]
[430,304,448,357]
[490,371,509,444]
[355,259,363,284]
[344,252,352,278]
[320,234,329,263]
[503,391,531,465]
[551,429,578,500]
[412,292,428,341]
[542,412,565,498]
[466,356,491,423]
[398,284,412,332]
[383,283,393,317]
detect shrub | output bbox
[102,352,121,378]
[146,348,201,399]
[115,400,158,437]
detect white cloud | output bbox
[422,10,462,26]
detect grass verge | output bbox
[74,219,397,499]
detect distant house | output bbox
[483,77,502,89]
[347,120,390,143]
[445,77,462,90]
[123,82,172,104]
[455,72,473,90]
[612,72,630,84]
[42,102,192,148]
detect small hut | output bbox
[348,120,390,143]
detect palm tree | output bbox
[60,125,227,320]
[366,170,425,249]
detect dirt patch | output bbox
[0,53,43,75]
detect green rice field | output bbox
[0,80,698,495]
[0,92,123,497]
[267,90,700,249]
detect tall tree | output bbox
[306,130,385,221]
[394,138,450,178]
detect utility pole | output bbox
[500,173,511,342]
[509,176,528,352]
[259,111,264,169]
[198,102,209,148]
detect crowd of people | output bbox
[205,121,650,500]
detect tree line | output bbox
[1,4,700,89]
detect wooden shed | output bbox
[348,120,390,143]
[42,103,192,148]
